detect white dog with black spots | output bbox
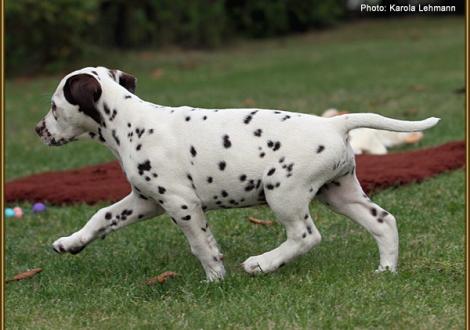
[35,67,439,281]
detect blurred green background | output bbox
[5,0,464,76]
[6,0,345,75]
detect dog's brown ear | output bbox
[118,71,137,94]
[108,69,137,94]
[64,74,103,125]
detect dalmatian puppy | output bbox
[35,66,439,281]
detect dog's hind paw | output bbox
[375,264,397,273]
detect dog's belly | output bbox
[192,170,267,210]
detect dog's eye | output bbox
[51,101,58,120]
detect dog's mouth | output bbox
[35,120,76,147]
[44,134,78,147]
[47,137,74,146]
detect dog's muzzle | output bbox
[35,120,47,138]
[34,120,73,146]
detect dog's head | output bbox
[35,67,137,146]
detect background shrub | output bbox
[6,0,99,76]
[226,0,345,37]
[6,0,346,76]
[5,0,346,76]
[103,0,230,48]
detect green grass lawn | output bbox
[5,17,465,329]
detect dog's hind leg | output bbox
[52,192,163,254]
[242,179,322,275]
[317,173,399,272]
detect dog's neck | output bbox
[90,95,154,155]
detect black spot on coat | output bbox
[112,130,120,145]
[190,145,197,157]
[137,160,151,175]
[223,135,232,148]
[103,103,111,114]
[135,128,145,138]
[371,208,377,217]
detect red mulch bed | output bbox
[5,140,465,206]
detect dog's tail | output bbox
[330,113,440,134]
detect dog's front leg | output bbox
[52,192,163,254]
[164,197,226,281]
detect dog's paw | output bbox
[52,235,86,255]
[242,254,284,275]
[375,264,397,273]
[204,264,226,282]
[242,256,265,275]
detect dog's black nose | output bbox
[35,123,43,136]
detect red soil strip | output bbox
[5,140,465,206]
